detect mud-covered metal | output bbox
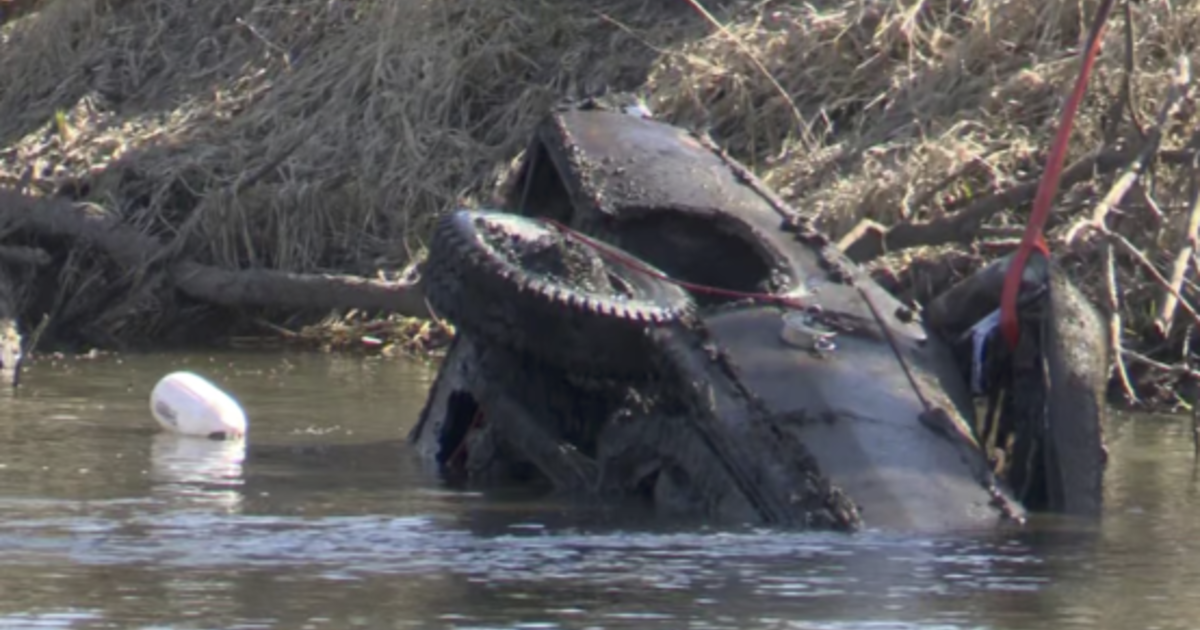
[413,102,1106,532]
[422,209,694,378]
[926,253,1109,517]
[1040,265,1108,517]
[646,321,863,530]
[410,331,859,529]
[699,303,1025,531]
[520,105,926,333]
[520,107,811,297]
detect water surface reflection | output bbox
[0,351,1198,629]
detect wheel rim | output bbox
[460,211,676,305]
[470,213,617,291]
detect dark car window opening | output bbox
[435,388,546,485]
[612,211,779,305]
[505,142,574,224]
[436,390,480,468]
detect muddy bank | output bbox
[1,0,1198,410]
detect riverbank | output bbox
[2,0,1198,410]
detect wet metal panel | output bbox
[542,109,786,225]
[703,306,1018,532]
[1042,266,1108,517]
[534,108,842,296]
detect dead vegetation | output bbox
[1,0,1200,409]
[0,0,705,347]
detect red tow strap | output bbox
[999,0,1118,348]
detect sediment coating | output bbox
[1040,263,1109,517]
[421,209,694,378]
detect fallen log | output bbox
[171,262,428,315]
[0,189,430,321]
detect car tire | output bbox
[423,209,694,377]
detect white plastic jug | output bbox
[149,371,247,440]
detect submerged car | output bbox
[407,100,1109,533]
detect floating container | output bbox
[150,371,247,440]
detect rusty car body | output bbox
[408,100,1109,533]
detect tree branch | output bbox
[0,189,430,319]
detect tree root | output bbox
[1064,56,1192,246]
[0,188,430,339]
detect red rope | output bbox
[542,3,1118,352]
[542,218,810,309]
[543,217,937,412]
[999,0,1118,349]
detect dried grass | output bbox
[644,0,1200,386]
[1,0,1199,355]
[650,0,1174,233]
[0,0,706,340]
[0,0,701,265]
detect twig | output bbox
[1156,169,1200,336]
[22,312,49,357]
[842,149,1138,262]
[1118,1,1147,138]
[1194,402,1199,458]
[1105,228,1200,330]
[1136,185,1167,221]
[1103,1,1142,143]
[1119,349,1200,456]
[1123,0,1146,139]
[1121,347,1200,379]
[1105,243,1139,403]
[842,147,1200,262]
[1121,349,1200,452]
[253,318,300,338]
[1065,55,1192,245]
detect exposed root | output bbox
[0,188,429,342]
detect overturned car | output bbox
[408,101,1109,533]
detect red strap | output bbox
[999,0,1116,348]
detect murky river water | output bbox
[1,351,1199,629]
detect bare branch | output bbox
[1064,55,1192,245]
